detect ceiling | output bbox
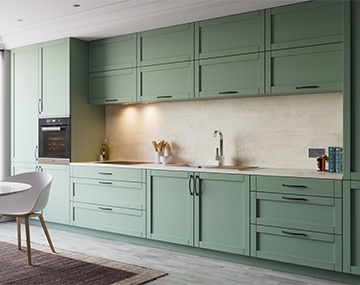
[0,0,309,49]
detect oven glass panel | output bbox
[42,130,66,158]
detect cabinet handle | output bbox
[219,91,238,95]
[282,196,307,201]
[98,207,113,211]
[282,230,307,237]
[282,184,308,188]
[195,175,200,196]
[38,98,42,114]
[99,172,113,176]
[34,145,38,161]
[189,174,194,196]
[295,85,319,90]
[98,181,113,185]
[105,99,118,102]
[156,96,173,99]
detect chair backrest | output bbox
[0,172,53,215]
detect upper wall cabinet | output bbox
[137,23,194,66]
[266,0,343,51]
[195,11,265,59]
[89,34,137,73]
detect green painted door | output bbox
[195,53,264,98]
[11,44,39,164]
[137,23,194,66]
[195,10,264,59]
[40,38,70,116]
[194,173,250,255]
[40,164,70,225]
[266,0,343,50]
[147,170,194,246]
[89,68,136,104]
[265,43,342,94]
[343,180,360,275]
[89,34,137,72]
[138,61,194,102]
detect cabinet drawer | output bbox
[138,61,194,102]
[266,0,343,50]
[137,23,194,66]
[71,202,146,238]
[89,68,136,104]
[89,34,137,72]
[251,192,341,234]
[265,43,342,94]
[195,53,264,98]
[71,177,145,210]
[71,165,145,183]
[251,225,342,271]
[252,176,338,197]
[195,10,264,59]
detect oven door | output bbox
[39,120,70,164]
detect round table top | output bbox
[0,181,31,196]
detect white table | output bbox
[0,182,31,196]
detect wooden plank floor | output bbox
[0,221,350,285]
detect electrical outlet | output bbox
[308,148,325,158]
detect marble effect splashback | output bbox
[105,92,343,169]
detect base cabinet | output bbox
[251,175,342,271]
[70,165,146,238]
[147,170,250,255]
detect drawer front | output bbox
[71,165,145,182]
[253,176,336,197]
[71,202,146,238]
[251,225,342,271]
[251,192,341,234]
[71,177,145,210]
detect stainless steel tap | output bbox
[213,130,224,166]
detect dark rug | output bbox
[0,239,167,285]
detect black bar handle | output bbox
[156,95,173,99]
[195,175,200,196]
[282,230,307,237]
[99,172,113,176]
[219,91,238,95]
[99,207,113,211]
[295,85,319,89]
[189,174,194,196]
[282,196,307,201]
[105,99,118,102]
[282,184,308,188]
[99,181,113,185]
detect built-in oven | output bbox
[39,117,70,164]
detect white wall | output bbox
[105,92,343,170]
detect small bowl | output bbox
[160,156,173,164]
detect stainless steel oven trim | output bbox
[39,157,70,165]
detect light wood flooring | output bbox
[0,221,351,285]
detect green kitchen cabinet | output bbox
[11,44,39,164]
[265,43,343,94]
[266,0,343,51]
[137,23,194,66]
[89,34,137,73]
[147,170,250,255]
[138,61,194,102]
[195,53,264,99]
[195,10,264,59]
[89,68,136,104]
[70,165,147,238]
[251,175,343,271]
[39,164,70,225]
[343,180,360,275]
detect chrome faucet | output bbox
[213,130,224,166]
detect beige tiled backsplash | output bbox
[106,92,343,169]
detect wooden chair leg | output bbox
[24,216,32,265]
[16,217,21,250]
[38,214,55,253]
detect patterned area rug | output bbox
[0,237,167,285]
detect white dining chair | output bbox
[0,172,55,265]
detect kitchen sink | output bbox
[176,164,258,170]
[96,160,154,165]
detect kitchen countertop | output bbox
[71,162,343,180]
